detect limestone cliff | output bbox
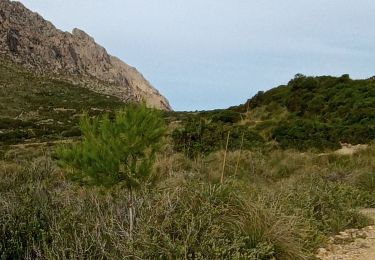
[0,0,171,110]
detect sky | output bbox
[17,0,375,111]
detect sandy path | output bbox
[361,209,375,260]
[317,209,375,260]
[363,249,375,260]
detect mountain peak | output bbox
[72,28,94,41]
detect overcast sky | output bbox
[17,0,375,111]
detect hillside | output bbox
[1,62,375,258]
[1,1,375,259]
[0,59,124,145]
[170,74,375,156]
[239,74,375,149]
[0,0,171,110]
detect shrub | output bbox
[211,109,241,123]
[172,118,264,157]
[57,104,166,237]
[272,119,340,150]
[355,171,375,192]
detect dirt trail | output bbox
[361,209,375,260]
[334,144,368,156]
[317,209,375,260]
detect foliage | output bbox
[172,116,264,157]
[134,182,306,259]
[272,119,341,150]
[0,157,306,260]
[1,144,375,259]
[0,59,124,145]
[276,176,372,234]
[232,73,375,150]
[205,109,242,123]
[57,104,166,188]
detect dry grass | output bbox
[1,144,375,259]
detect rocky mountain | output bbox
[0,0,171,110]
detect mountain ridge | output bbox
[0,0,171,110]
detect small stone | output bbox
[334,234,354,244]
[316,248,329,259]
[358,241,370,248]
[356,231,367,239]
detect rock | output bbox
[6,29,20,52]
[317,223,375,260]
[358,240,370,248]
[0,0,171,110]
[334,233,354,244]
[356,231,368,239]
[316,248,328,258]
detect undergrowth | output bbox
[1,144,374,259]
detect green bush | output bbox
[172,117,264,157]
[211,109,241,123]
[355,171,375,192]
[232,74,375,150]
[272,119,340,150]
[57,104,166,238]
[57,104,166,188]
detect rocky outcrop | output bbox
[0,0,171,110]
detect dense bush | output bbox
[57,105,166,188]
[272,119,341,150]
[232,74,375,150]
[210,109,241,123]
[172,117,264,157]
[57,105,166,239]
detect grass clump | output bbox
[1,144,375,259]
[0,156,308,259]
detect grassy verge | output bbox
[1,144,374,259]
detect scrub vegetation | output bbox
[0,62,374,259]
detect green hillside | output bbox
[0,60,124,145]
[239,74,375,149]
[171,74,375,155]
[1,62,375,259]
[3,62,373,153]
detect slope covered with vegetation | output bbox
[2,139,375,259]
[1,62,375,259]
[170,74,375,156]
[0,59,124,145]
[238,74,375,149]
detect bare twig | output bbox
[234,132,245,176]
[221,131,230,184]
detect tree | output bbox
[57,104,166,238]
